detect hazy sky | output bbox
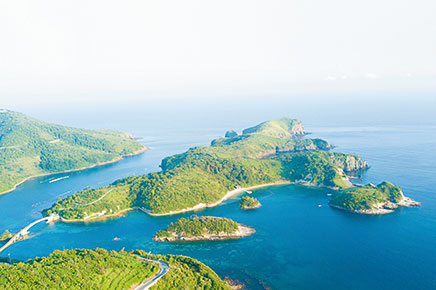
[0,0,435,105]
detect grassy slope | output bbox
[0,110,143,193]
[0,249,158,290]
[44,118,369,219]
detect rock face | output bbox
[331,154,370,172]
[225,130,238,138]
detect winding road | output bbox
[135,256,170,290]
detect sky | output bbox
[0,0,435,106]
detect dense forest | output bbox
[240,196,261,209]
[0,249,158,289]
[154,216,240,240]
[329,182,405,211]
[44,118,371,219]
[0,110,144,194]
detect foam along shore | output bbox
[0,147,147,196]
[145,181,291,217]
[153,225,256,242]
[330,196,421,215]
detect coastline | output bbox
[56,179,337,222]
[146,181,291,217]
[0,147,147,196]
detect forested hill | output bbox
[44,118,370,219]
[0,109,144,194]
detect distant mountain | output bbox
[0,109,145,194]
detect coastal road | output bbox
[135,256,169,290]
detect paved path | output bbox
[135,256,169,290]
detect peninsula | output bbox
[329,182,421,214]
[240,196,261,209]
[153,216,255,242]
[43,118,417,220]
[0,109,145,195]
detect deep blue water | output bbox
[1,98,436,289]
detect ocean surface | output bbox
[1,98,436,289]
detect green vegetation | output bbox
[154,216,240,240]
[133,250,231,290]
[242,117,305,138]
[45,118,370,219]
[240,196,261,209]
[329,182,404,211]
[0,249,158,290]
[0,110,144,194]
[0,230,13,241]
[224,130,238,138]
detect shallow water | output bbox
[1,100,436,289]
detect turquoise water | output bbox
[1,100,436,289]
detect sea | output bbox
[1,95,435,289]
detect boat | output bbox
[246,191,253,194]
[327,193,332,197]
[318,204,322,208]
[113,237,121,241]
[49,176,69,183]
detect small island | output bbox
[329,181,420,214]
[240,196,261,209]
[0,230,13,241]
[153,216,255,242]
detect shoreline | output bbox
[0,147,147,196]
[55,179,337,222]
[146,181,291,217]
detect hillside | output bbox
[0,110,144,194]
[0,248,231,290]
[0,249,158,289]
[43,118,370,219]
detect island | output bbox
[43,117,418,220]
[0,109,145,195]
[153,216,255,242]
[0,230,13,241]
[240,196,261,209]
[329,181,421,214]
[0,248,232,290]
